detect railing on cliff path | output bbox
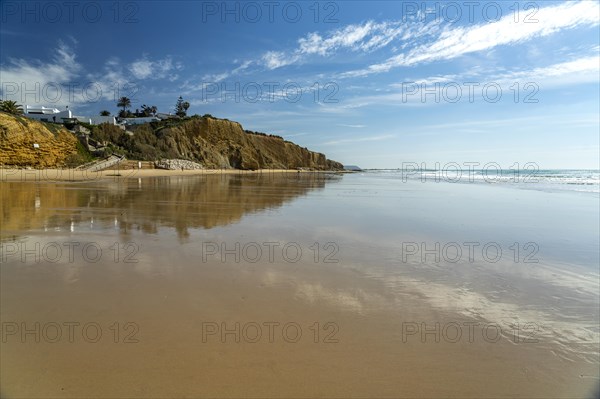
[75,154,126,171]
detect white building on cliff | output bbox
[24,105,117,125]
[24,105,73,123]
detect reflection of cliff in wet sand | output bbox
[0,174,340,239]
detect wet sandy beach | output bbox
[1,173,598,398]
[0,168,340,183]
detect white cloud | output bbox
[298,21,398,55]
[129,60,153,79]
[200,60,253,83]
[128,56,182,80]
[201,72,230,82]
[0,42,185,109]
[81,55,184,105]
[319,53,600,112]
[322,134,396,145]
[0,42,81,87]
[204,19,436,77]
[262,51,299,70]
[0,42,82,106]
[342,1,600,78]
[396,54,600,88]
[497,55,600,82]
[202,1,598,84]
[232,60,253,74]
[337,124,366,128]
[267,20,437,69]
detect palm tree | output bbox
[141,104,158,117]
[0,100,24,115]
[117,97,131,113]
[99,110,111,116]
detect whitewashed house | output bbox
[24,105,73,123]
[120,117,160,125]
[90,116,117,125]
[156,112,178,119]
[24,105,118,125]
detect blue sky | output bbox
[1,1,599,168]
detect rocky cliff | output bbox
[0,112,79,167]
[131,117,343,170]
[0,112,343,170]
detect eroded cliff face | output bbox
[0,113,343,170]
[135,117,343,170]
[0,113,78,167]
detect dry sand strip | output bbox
[0,168,348,182]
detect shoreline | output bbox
[0,167,348,182]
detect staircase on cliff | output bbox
[75,154,126,171]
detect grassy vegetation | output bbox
[40,121,65,136]
[76,139,94,161]
[149,118,191,133]
[88,121,177,161]
[5,113,31,126]
[244,129,284,140]
[41,111,291,165]
[64,140,95,167]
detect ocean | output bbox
[365,168,600,193]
